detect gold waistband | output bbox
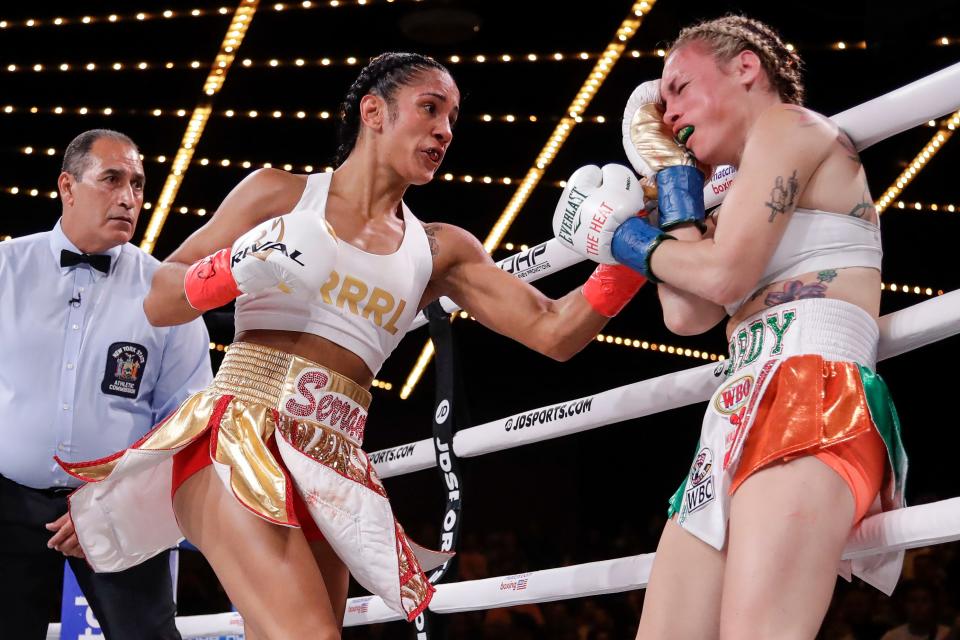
[211,341,371,410]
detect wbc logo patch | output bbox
[683,446,716,517]
[101,342,148,398]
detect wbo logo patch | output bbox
[101,342,148,399]
[714,375,753,415]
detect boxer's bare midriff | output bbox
[726,266,880,338]
[235,329,375,388]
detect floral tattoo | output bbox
[764,270,836,307]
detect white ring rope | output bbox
[45,61,960,640]
[409,59,960,331]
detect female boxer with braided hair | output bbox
[639,16,906,639]
[58,52,648,638]
[555,15,907,639]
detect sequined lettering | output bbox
[345,408,359,436]
[735,328,750,371]
[284,370,329,416]
[315,394,334,420]
[765,309,797,355]
[329,399,350,428]
[725,310,798,374]
[742,320,765,366]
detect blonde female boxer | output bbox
[58,52,648,639]
[555,16,907,640]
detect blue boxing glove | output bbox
[611,216,675,283]
[656,165,705,231]
[622,80,709,232]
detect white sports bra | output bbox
[724,208,882,316]
[235,173,435,374]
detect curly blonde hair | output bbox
[669,15,805,105]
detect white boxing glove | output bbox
[622,80,668,178]
[184,208,338,311]
[230,208,338,298]
[552,164,645,264]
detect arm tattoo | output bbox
[763,270,836,307]
[765,170,799,222]
[423,223,440,257]
[848,185,877,219]
[837,131,861,166]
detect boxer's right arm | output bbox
[654,224,727,335]
[144,169,308,326]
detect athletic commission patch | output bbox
[101,342,148,399]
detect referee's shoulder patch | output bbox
[101,342,148,399]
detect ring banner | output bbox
[57,550,181,640]
[419,301,468,639]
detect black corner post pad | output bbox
[413,301,468,639]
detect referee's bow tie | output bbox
[60,249,111,273]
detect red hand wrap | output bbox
[183,248,242,311]
[581,263,647,317]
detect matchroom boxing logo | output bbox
[709,165,736,195]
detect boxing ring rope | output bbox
[46,61,960,639]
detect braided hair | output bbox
[669,15,805,105]
[333,52,451,167]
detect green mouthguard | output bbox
[677,125,694,145]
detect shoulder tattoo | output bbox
[423,223,440,257]
[837,131,861,166]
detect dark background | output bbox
[2,0,958,635]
